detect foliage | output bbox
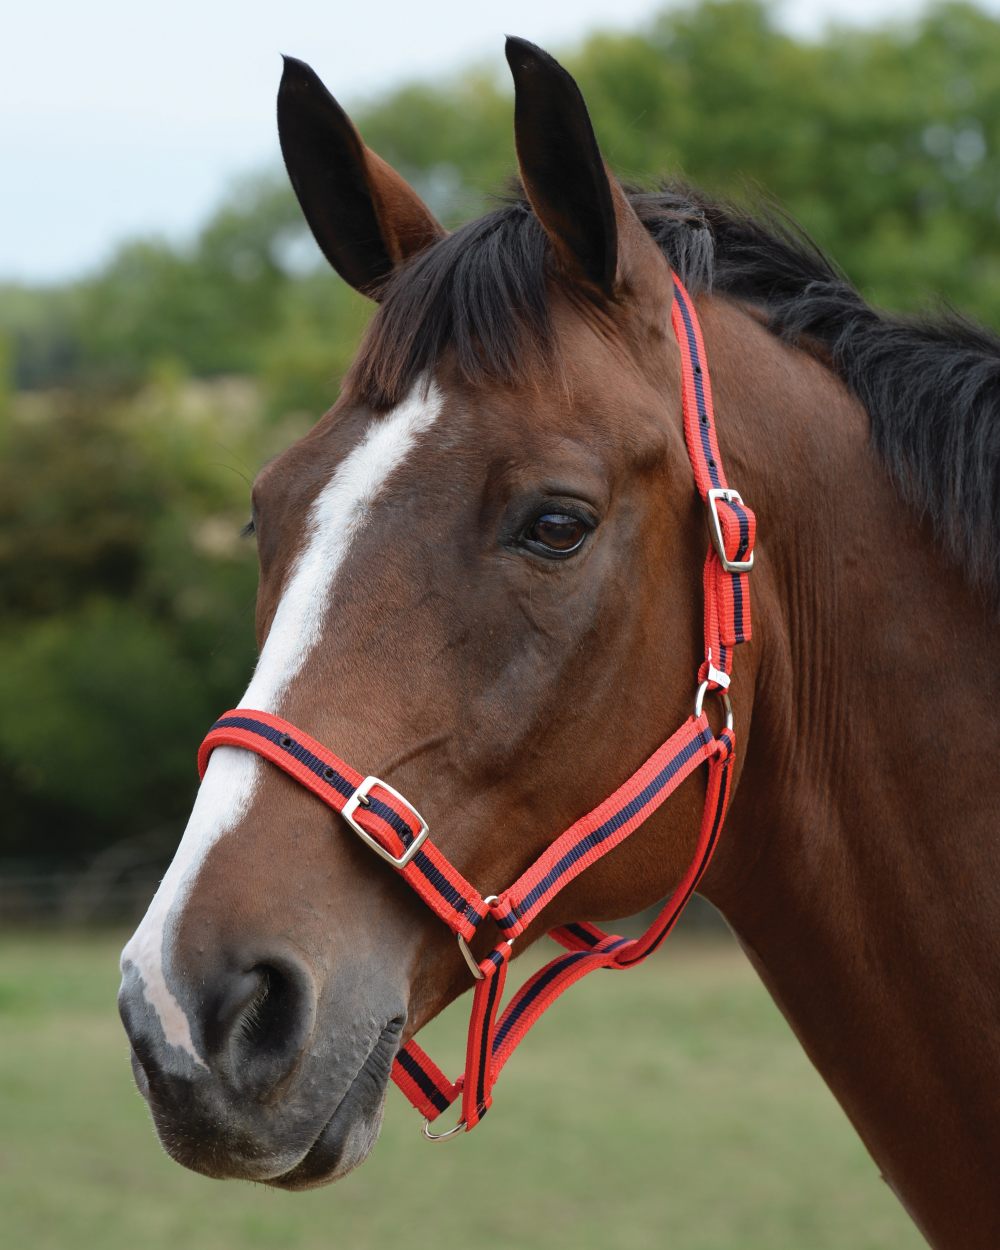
[0,376,305,862]
[3,1,1000,867]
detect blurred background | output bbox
[2,0,996,1245]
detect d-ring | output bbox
[422,1117,466,1142]
[694,680,734,732]
[457,933,485,980]
[457,895,509,981]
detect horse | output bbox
[118,37,1000,1248]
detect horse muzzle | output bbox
[117,951,405,1187]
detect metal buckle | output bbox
[341,776,429,869]
[694,680,734,732]
[707,488,754,573]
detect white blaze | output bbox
[120,381,444,1063]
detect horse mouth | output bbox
[267,1016,402,1190]
[130,1011,403,1187]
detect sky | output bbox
[3,0,995,283]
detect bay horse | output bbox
[118,38,1000,1247]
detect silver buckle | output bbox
[707,488,754,573]
[341,776,429,869]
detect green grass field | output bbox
[0,930,921,1250]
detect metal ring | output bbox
[422,1117,466,1142]
[694,680,734,732]
[457,932,484,980]
[456,895,513,981]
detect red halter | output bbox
[198,277,756,1139]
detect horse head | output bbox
[118,39,748,1188]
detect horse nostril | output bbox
[205,955,318,1098]
[235,965,295,1054]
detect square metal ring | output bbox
[342,776,429,869]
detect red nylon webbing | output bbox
[394,730,736,1128]
[199,711,488,940]
[494,713,715,937]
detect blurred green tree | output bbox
[9,0,1000,397]
[0,378,306,863]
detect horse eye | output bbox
[523,512,590,557]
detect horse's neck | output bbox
[698,299,1000,1248]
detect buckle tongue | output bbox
[342,776,429,868]
[707,488,754,573]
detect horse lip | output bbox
[266,1016,402,1189]
[129,1045,151,1100]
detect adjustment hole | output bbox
[322,766,335,781]
[280,735,293,749]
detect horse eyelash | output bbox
[240,518,256,538]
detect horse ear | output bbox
[505,37,623,297]
[277,56,446,299]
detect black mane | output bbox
[353,182,1000,606]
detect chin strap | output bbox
[197,276,756,1138]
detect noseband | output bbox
[198,277,757,1140]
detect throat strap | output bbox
[197,276,756,1138]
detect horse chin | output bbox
[266,1041,394,1190]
